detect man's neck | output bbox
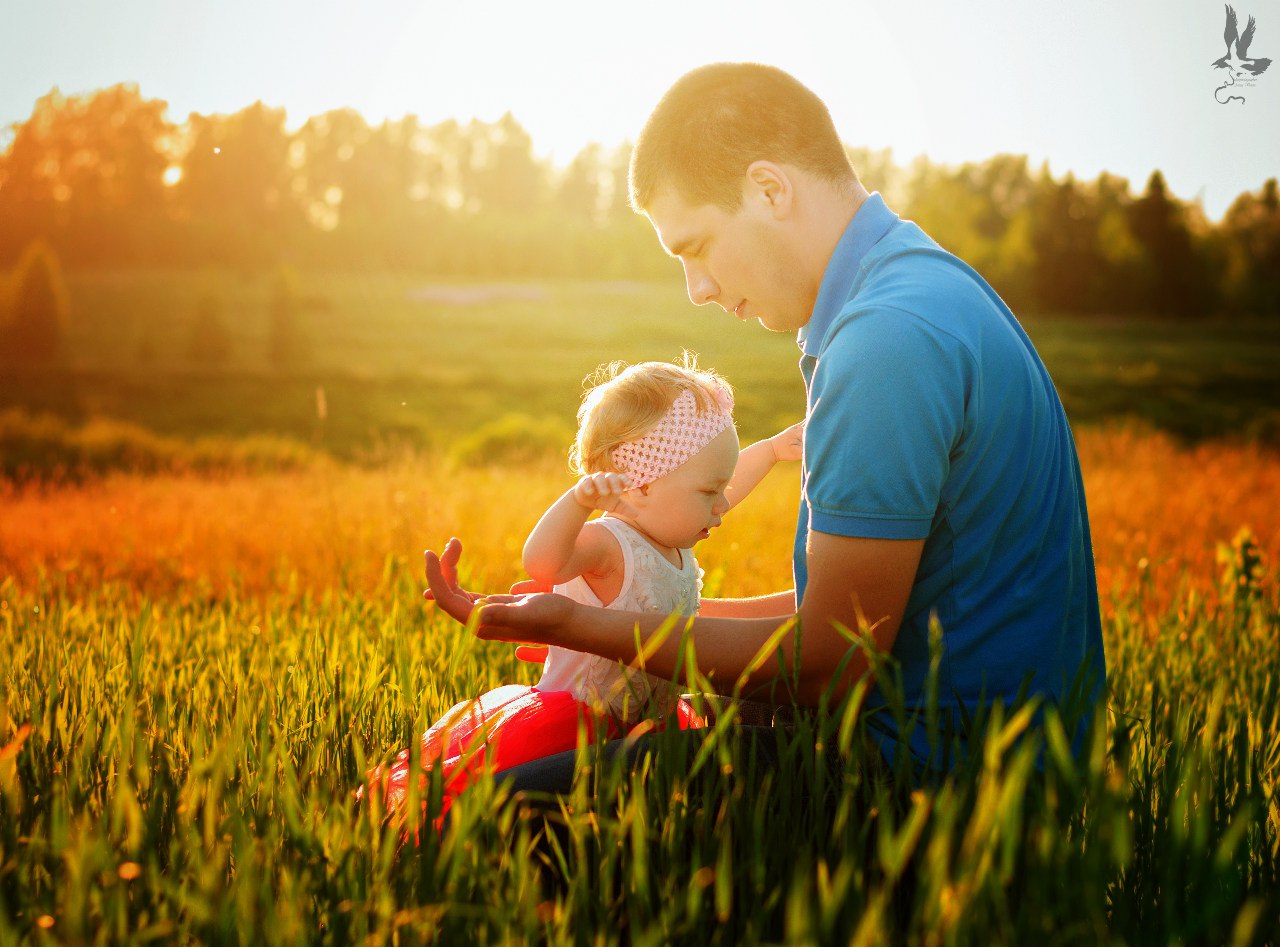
[802,180,869,298]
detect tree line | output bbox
[1,84,1277,318]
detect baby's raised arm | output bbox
[724,420,804,510]
[521,473,632,587]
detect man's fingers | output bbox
[425,541,461,590]
[475,601,522,640]
[424,547,473,622]
[439,537,462,582]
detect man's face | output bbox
[644,184,812,333]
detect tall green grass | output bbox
[1,530,1277,945]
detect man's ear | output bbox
[744,160,794,218]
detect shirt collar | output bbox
[798,192,898,356]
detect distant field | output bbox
[1,271,1277,460]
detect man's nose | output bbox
[683,262,717,307]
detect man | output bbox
[426,63,1106,775]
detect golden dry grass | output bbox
[3,425,1276,615]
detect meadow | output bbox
[1,273,1279,944]
[2,274,1279,470]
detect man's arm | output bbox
[697,590,796,618]
[785,532,922,702]
[428,532,922,706]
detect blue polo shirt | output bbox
[795,193,1106,768]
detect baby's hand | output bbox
[574,472,638,516]
[769,420,805,463]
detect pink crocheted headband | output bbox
[611,387,734,489]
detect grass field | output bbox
[2,423,1279,944]
[2,272,1279,944]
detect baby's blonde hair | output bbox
[569,353,733,476]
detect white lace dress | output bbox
[534,516,701,722]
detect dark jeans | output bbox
[492,724,788,796]
[475,726,795,896]
[491,693,809,799]
[470,722,898,916]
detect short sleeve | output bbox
[804,307,970,540]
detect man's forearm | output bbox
[698,590,796,618]
[559,604,815,702]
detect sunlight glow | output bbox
[0,0,1276,219]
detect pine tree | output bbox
[0,240,71,365]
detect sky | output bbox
[1,0,1277,220]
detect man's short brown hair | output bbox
[629,62,857,213]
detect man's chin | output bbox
[756,312,802,333]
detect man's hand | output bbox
[573,472,638,516]
[510,578,553,663]
[769,420,804,462]
[425,539,574,651]
[423,538,485,624]
[466,592,578,645]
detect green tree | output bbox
[176,102,299,265]
[0,85,175,266]
[846,146,907,208]
[557,143,605,222]
[1219,178,1280,316]
[604,143,636,221]
[903,155,1037,305]
[1126,171,1215,318]
[1028,169,1107,313]
[0,240,70,364]
[1088,172,1146,312]
[290,108,371,234]
[461,113,546,215]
